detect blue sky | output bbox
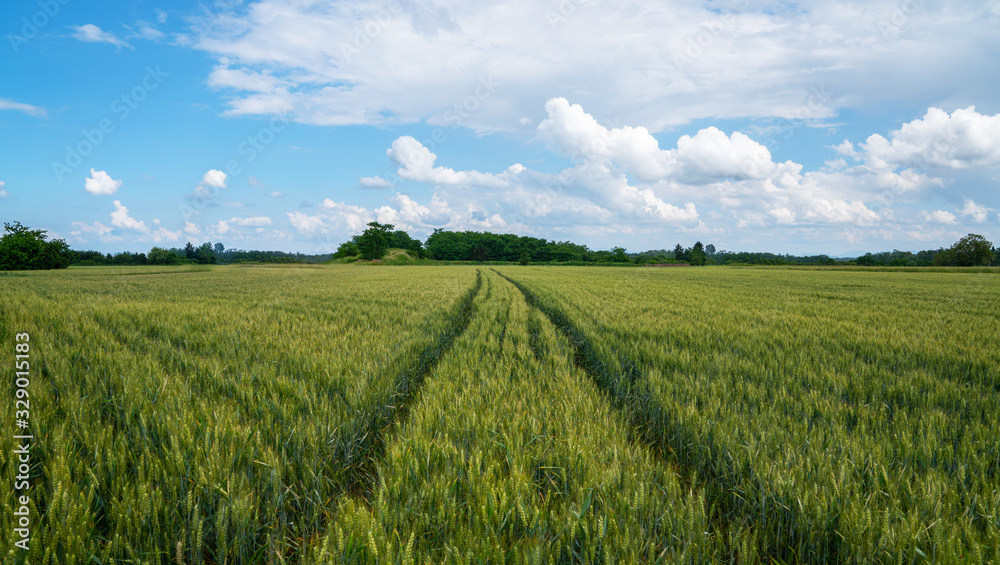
[2,0,999,255]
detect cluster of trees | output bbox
[334,225,634,264]
[710,251,838,266]
[2,219,996,271]
[672,242,710,266]
[222,249,333,264]
[853,235,997,267]
[422,230,629,263]
[676,238,996,267]
[0,222,71,270]
[333,222,427,261]
[69,242,333,266]
[69,243,219,266]
[932,234,997,266]
[69,250,147,266]
[854,249,938,267]
[635,244,835,266]
[331,227,998,269]
[626,244,835,266]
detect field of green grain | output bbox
[2,264,998,564]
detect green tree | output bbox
[195,242,217,264]
[425,229,470,261]
[69,250,109,266]
[184,242,196,261]
[689,241,707,266]
[932,249,956,266]
[610,246,630,263]
[356,222,394,260]
[148,247,181,265]
[950,233,993,266]
[333,241,359,259]
[0,222,71,270]
[673,243,688,262]
[388,230,422,253]
[471,243,490,263]
[856,253,878,266]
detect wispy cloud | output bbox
[0,98,47,118]
[130,20,166,41]
[360,176,394,189]
[71,24,132,50]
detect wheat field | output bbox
[1,264,998,563]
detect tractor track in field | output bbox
[333,269,483,504]
[75,269,484,564]
[494,268,841,564]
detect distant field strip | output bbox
[0,265,478,563]
[498,266,1000,563]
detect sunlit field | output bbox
[2,264,998,563]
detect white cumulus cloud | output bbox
[85,169,122,195]
[352,98,894,237]
[110,200,149,233]
[387,136,513,188]
[149,226,183,243]
[960,200,992,223]
[921,210,958,224]
[287,211,330,236]
[202,169,228,189]
[186,0,1000,136]
[537,98,782,183]
[69,221,119,244]
[852,107,1000,171]
[213,216,273,235]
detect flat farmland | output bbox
[1,265,998,563]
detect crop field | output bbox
[2,264,999,563]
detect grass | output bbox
[0,265,477,563]
[310,270,721,563]
[496,265,1000,563]
[1,264,997,563]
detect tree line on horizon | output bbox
[64,242,334,267]
[1,220,997,270]
[335,223,998,268]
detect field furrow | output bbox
[0,265,479,563]
[3,264,998,564]
[337,269,483,501]
[310,270,725,563]
[496,268,795,562]
[498,266,1000,563]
